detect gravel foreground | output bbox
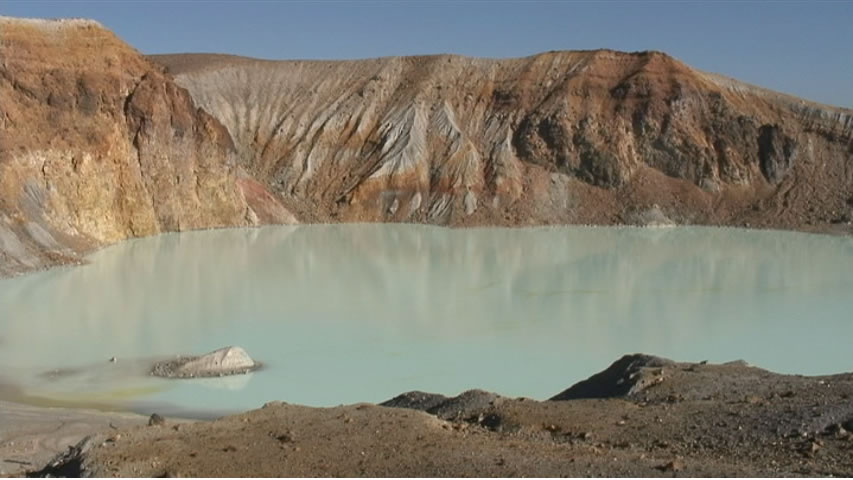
[6,354,851,477]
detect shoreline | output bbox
[0,400,148,477]
[16,354,853,477]
[4,350,853,422]
[2,224,852,475]
[2,220,851,279]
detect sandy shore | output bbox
[5,354,851,477]
[0,399,146,477]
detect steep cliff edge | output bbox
[0,18,294,276]
[152,51,853,229]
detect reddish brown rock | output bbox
[0,17,293,275]
[2,17,852,275]
[152,51,853,231]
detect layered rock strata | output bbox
[0,18,293,275]
[2,16,852,275]
[153,51,853,230]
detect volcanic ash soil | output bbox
[30,354,853,477]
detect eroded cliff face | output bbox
[153,51,853,229]
[2,18,851,275]
[0,18,293,275]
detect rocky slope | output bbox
[32,355,853,477]
[2,17,852,274]
[152,51,853,229]
[0,17,294,276]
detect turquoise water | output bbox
[0,225,852,415]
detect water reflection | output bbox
[0,225,851,413]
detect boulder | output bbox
[151,346,258,379]
[381,391,450,412]
[381,389,503,422]
[549,354,675,400]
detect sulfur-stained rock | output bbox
[152,50,853,232]
[0,17,294,276]
[2,16,853,278]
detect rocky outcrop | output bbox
[152,50,853,231]
[0,17,293,276]
[381,389,503,421]
[30,355,853,477]
[549,354,675,400]
[151,346,258,378]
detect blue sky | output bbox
[3,1,851,107]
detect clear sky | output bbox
[3,1,851,107]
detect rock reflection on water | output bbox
[0,225,852,413]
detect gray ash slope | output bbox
[151,51,853,232]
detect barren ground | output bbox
[12,355,853,478]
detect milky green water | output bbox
[0,225,851,416]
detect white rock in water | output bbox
[175,346,256,377]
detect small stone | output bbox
[387,198,399,215]
[616,420,626,426]
[800,440,822,457]
[581,432,593,440]
[109,356,117,363]
[825,423,846,435]
[658,459,684,472]
[148,413,166,426]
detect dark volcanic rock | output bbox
[380,391,450,412]
[148,414,166,427]
[550,354,675,400]
[381,389,502,421]
[426,389,503,421]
